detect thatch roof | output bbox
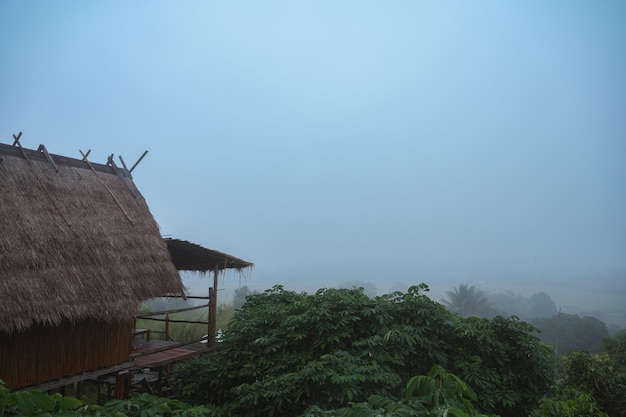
[0,141,185,334]
[166,238,253,273]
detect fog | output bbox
[2,2,624,329]
[181,270,626,329]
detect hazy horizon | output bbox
[180,270,626,328]
[2,2,624,327]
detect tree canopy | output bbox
[441,284,491,317]
[173,284,552,417]
[232,285,258,310]
[531,313,609,356]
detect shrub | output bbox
[173,284,552,416]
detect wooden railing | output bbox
[135,295,210,343]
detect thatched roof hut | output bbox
[0,140,185,334]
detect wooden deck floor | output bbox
[131,339,206,368]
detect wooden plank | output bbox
[133,346,204,368]
[20,362,133,392]
[37,144,59,173]
[138,317,207,325]
[131,340,181,358]
[160,295,210,300]
[132,328,151,341]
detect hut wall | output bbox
[0,319,132,389]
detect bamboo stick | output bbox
[136,303,209,317]
[80,149,133,224]
[137,317,208,325]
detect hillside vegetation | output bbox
[174,284,552,416]
[2,284,625,417]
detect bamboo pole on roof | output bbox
[79,149,133,224]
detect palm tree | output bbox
[441,284,490,317]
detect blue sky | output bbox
[1,1,625,313]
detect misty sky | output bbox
[1,2,625,313]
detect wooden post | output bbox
[114,372,129,399]
[208,287,213,348]
[165,314,170,341]
[208,287,215,349]
[208,267,219,349]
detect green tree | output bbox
[302,365,497,417]
[232,285,258,310]
[603,331,626,380]
[173,284,552,417]
[557,351,626,417]
[530,332,626,417]
[441,284,491,317]
[528,292,557,318]
[450,315,553,416]
[531,313,609,356]
[336,280,377,298]
[531,386,609,417]
[487,290,529,318]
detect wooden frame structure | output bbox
[164,238,253,348]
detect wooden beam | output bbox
[159,294,209,300]
[37,144,59,173]
[208,269,218,350]
[19,362,133,392]
[12,131,22,146]
[136,302,209,317]
[130,342,181,359]
[129,150,148,173]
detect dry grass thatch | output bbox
[166,238,254,273]
[0,142,184,333]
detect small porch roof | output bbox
[165,238,253,273]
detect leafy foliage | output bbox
[94,394,218,417]
[528,292,558,318]
[0,381,217,417]
[451,315,553,416]
[531,386,608,417]
[301,365,496,417]
[558,351,626,417]
[529,346,626,417]
[173,284,552,417]
[0,382,82,417]
[336,281,378,298]
[603,331,626,382]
